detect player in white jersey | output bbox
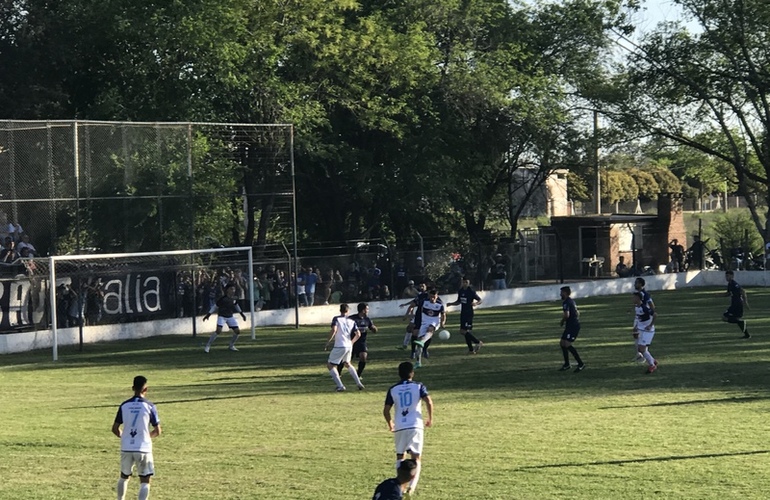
[383,362,434,497]
[324,303,365,391]
[112,375,161,500]
[632,291,658,374]
[413,289,445,368]
[631,277,656,362]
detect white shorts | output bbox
[120,451,155,477]
[327,346,352,365]
[217,316,240,329]
[636,329,655,347]
[394,428,424,456]
[418,323,438,339]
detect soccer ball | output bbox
[438,329,451,340]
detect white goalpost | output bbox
[47,246,255,361]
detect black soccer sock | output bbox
[568,345,583,365]
[467,331,480,345]
[561,347,570,365]
[358,360,366,376]
[464,333,474,351]
[738,320,747,333]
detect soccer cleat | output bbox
[228,345,239,351]
[559,364,571,371]
[413,339,425,347]
[396,345,408,350]
[423,350,430,359]
[336,386,346,392]
[357,383,365,391]
[203,345,210,353]
[473,341,484,354]
[646,364,657,374]
[414,362,422,368]
[742,333,751,339]
[574,363,586,373]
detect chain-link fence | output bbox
[0,120,294,257]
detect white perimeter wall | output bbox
[2,270,768,355]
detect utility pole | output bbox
[593,110,601,214]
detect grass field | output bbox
[2,286,769,499]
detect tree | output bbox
[607,0,770,240]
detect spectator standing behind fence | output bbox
[7,222,22,242]
[85,278,105,325]
[395,260,408,298]
[66,284,81,327]
[668,239,685,272]
[304,267,321,306]
[615,256,631,278]
[491,253,507,289]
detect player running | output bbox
[324,303,365,392]
[383,362,434,498]
[722,270,750,339]
[446,278,483,354]
[348,302,379,379]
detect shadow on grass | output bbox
[599,395,768,409]
[4,288,770,400]
[515,449,770,470]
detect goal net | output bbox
[37,246,254,360]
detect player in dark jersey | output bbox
[372,459,417,500]
[722,270,750,338]
[446,278,484,354]
[202,283,247,352]
[558,286,585,372]
[339,302,378,378]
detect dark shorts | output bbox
[460,314,473,331]
[561,325,580,342]
[723,307,743,323]
[352,342,368,356]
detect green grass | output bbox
[2,287,770,499]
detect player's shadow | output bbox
[598,394,768,409]
[514,449,770,470]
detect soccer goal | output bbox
[43,246,254,360]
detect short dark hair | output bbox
[560,286,571,295]
[635,277,646,287]
[357,302,368,313]
[632,291,643,300]
[397,459,418,481]
[132,375,148,392]
[725,270,734,277]
[398,361,414,380]
[340,303,350,313]
[428,289,438,296]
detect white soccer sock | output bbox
[329,368,343,389]
[415,345,423,363]
[409,461,422,493]
[347,365,363,386]
[643,350,655,365]
[117,478,128,500]
[205,331,218,348]
[229,333,240,348]
[138,483,150,500]
[402,331,412,346]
